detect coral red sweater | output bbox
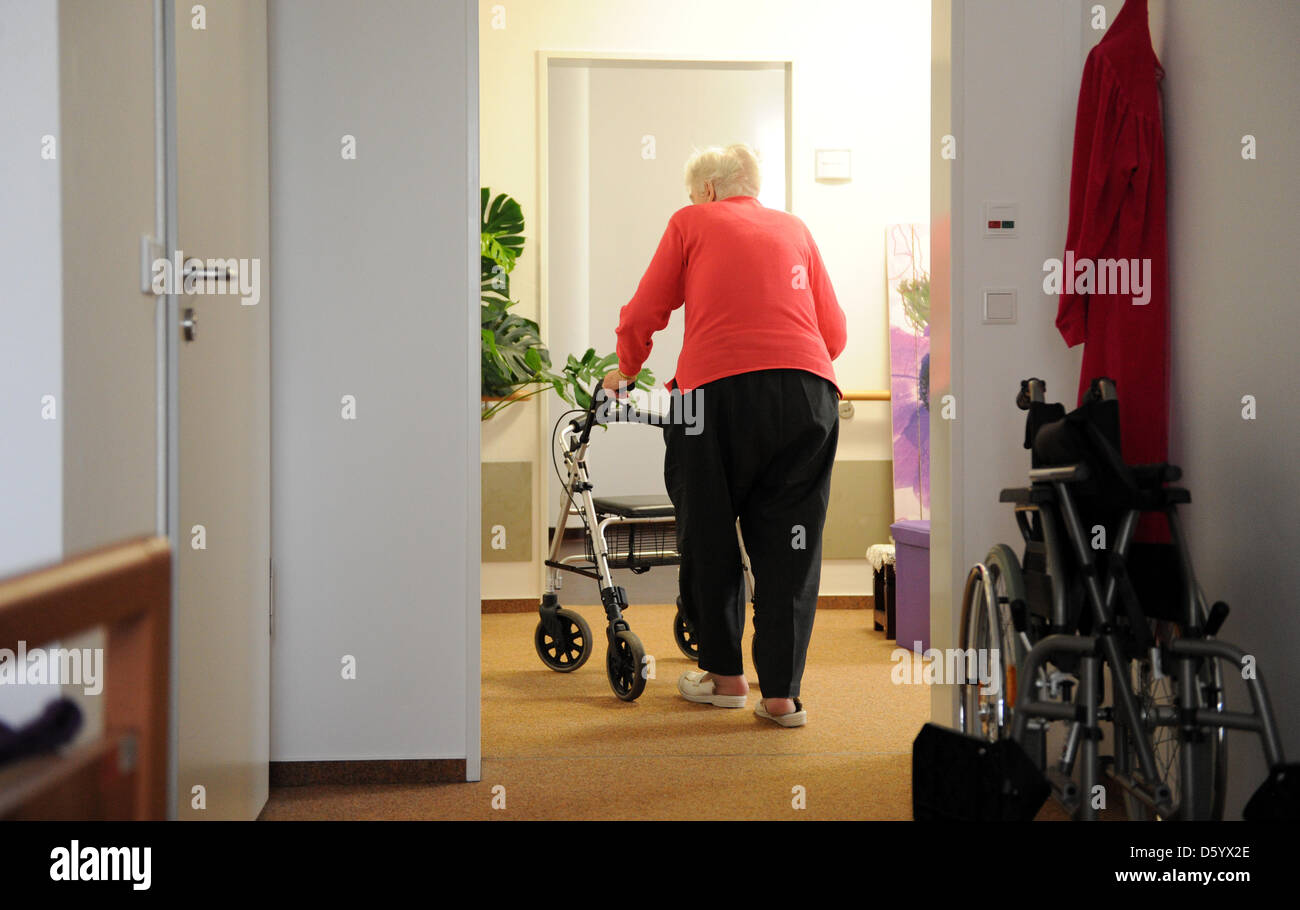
[615,195,847,395]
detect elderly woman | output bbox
[602,144,847,727]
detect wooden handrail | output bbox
[0,536,170,820]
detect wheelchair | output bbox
[952,376,1296,820]
[536,383,754,701]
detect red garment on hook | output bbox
[1056,0,1170,543]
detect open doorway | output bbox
[541,56,792,540]
[478,0,932,819]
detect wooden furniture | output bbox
[0,537,170,820]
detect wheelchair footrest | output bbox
[912,724,1050,821]
[1244,764,1300,820]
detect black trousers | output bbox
[662,368,839,698]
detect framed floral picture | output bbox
[886,224,930,521]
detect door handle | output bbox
[182,307,197,342]
[183,263,234,281]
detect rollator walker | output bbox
[915,376,1299,820]
[536,383,755,701]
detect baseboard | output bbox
[269,759,466,787]
[481,595,871,613]
[818,594,871,610]
[482,598,537,614]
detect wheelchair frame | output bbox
[959,377,1290,820]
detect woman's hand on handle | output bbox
[602,368,637,400]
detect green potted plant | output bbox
[480,188,654,420]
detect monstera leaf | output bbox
[478,187,655,420]
[481,297,550,398]
[481,188,524,303]
[559,348,656,411]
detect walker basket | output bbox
[586,520,680,570]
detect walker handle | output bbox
[577,382,607,447]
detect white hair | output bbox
[684,143,762,200]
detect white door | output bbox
[168,0,271,820]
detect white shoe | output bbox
[677,669,748,708]
[755,698,807,727]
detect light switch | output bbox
[815,149,851,181]
[983,289,1017,324]
[983,201,1018,237]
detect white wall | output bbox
[0,0,64,724]
[57,0,160,747]
[931,1,1089,726]
[0,0,63,579]
[542,63,591,537]
[0,0,159,730]
[481,0,931,599]
[268,0,479,770]
[1152,0,1300,817]
[936,0,1300,817]
[545,62,591,435]
[59,0,158,557]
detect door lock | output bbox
[182,307,197,342]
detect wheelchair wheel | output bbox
[534,607,593,672]
[1116,613,1227,820]
[958,545,1026,742]
[673,596,699,660]
[606,629,647,701]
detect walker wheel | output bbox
[606,629,647,701]
[534,607,592,672]
[673,596,699,660]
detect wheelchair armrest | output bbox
[1136,485,1190,508]
[1027,464,1090,484]
[1131,462,1182,486]
[1000,486,1059,506]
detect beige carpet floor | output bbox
[261,603,1080,820]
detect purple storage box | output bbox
[890,520,931,653]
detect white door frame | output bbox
[465,0,482,783]
[154,0,181,819]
